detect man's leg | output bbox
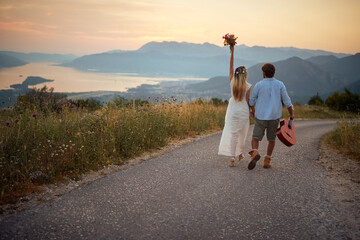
[248,119,265,170]
[267,141,275,156]
[264,119,279,168]
[252,138,259,150]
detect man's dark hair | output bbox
[261,63,276,78]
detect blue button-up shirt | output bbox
[249,78,292,120]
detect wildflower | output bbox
[29,171,45,181]
[33,113,38,118]
[6,121,10,127]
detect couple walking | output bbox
[218,45,294,170]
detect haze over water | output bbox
[0,62,205,92]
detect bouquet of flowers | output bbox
[222,33,238,46]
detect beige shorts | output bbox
[252,118,280,142]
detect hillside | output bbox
[327,79,360,96]
[318,53,360,85]
[0,51,77,63]
[126,56,356,104]
[306,55,339,65]
[246,57,347,97]
[345,79,360,94]
[0,53,27,69]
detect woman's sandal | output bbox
[239,154,244,161]
[229,157,236,167]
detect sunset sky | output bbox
[0,0,359,56]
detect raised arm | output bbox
[229,45,234,82]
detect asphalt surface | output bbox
[0,120,358,239]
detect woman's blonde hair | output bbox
[232,66,248,101]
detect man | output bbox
[248,63,294,170]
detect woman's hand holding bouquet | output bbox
[222,33,238,47]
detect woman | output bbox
[218,45,252,167]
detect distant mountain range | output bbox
[61,41,349,78]
[316,53,360,84]
[137,41,348,61]
[1,41,358,105]
[62,51,256,77]
[125,53,360,104]
[0,53,27,69]
[0,51,77,64]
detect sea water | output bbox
[0,62,205,93]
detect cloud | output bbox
[0,21,44,34]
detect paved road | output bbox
[0,120,358,239]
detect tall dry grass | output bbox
[282,105,358,119]
[0,99,226,203]
[323,118,360,161]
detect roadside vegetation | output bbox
[1,87,359,204]
[308,88,360,113]
[282,104,358,119]
[308,89,360,162]
[0,88,227,204]
[323,119,360,161]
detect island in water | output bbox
[1,76,54,108]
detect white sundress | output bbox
[218,81,251,157]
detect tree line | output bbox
[308,88,360,112]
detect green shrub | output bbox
[308,93,324,106]
[325,88,360,112]
[15,86,67,113]
[69,99,102,111]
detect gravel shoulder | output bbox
[317,140,360,233]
